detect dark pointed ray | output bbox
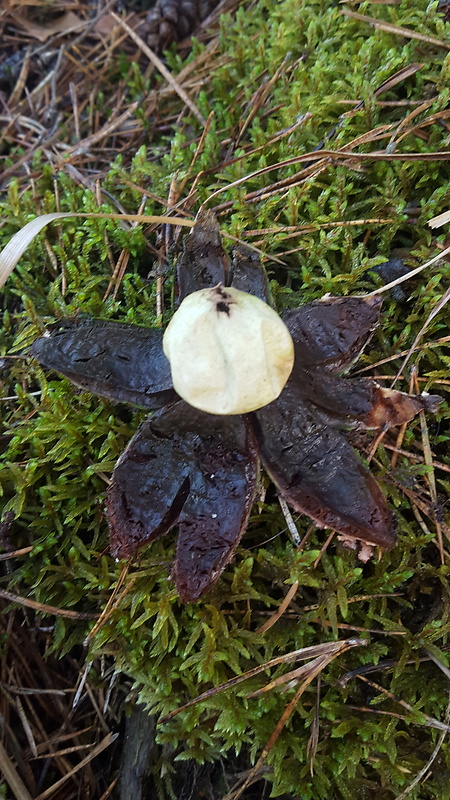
[252,380,396,550]
[31,318,177,408]
[294,368,443,429]
[230,246,271,301]
[107,401,259,602]
[284,295,382,373]
[176,207,229,302]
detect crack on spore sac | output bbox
[214,286,234,315]
[216,301,230,314]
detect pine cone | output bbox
[144,0,219,50]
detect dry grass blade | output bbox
[386,99,436,148]
[0,603,119,798]
[313,530,336,568]
[429,209,450,228]
[0,547,34,560]
[60,101,140,158]
[0,588,98,619]
[72,661,93,711]
[160,638,366,723]
[278,497,302,546]
[356,335,450,373]
[371,63,425,96]
[0,740,34,800]
[110,12,206,125]
[337,656,430,689]
[222,639,366,800]
[247,653,330,698]
[103,196,148,301]
[222,675,325,800]
[423,650,450,682]
[341,9,450,50]
[211,149,450,212]
[244,218,391,237]
[177,110,215,199]
[394,695,450,799]
[0,213,71,288]
[411,368,444,561]
[209,62,423,198]
[208,149,450,204]
[14,695,37,757]
[221,230,287,265]
[254,580,299,635]
[0,212,194,288]
[387,444,450,475]
[236,54,291,146]
[392,286,450,385]
[365,243,450,297]
[33,732,118,800]
[306,675,321,776]
[84,563,133,645]
[357,675,450,732]
[391,371,416,469]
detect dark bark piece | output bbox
[119,705,156,800]
[176,207,229,302]
[367,257,410,302]
[294,368,442,428]
[108,401,258,602]
[230,246,271,301]
[252,381,395,549]
[284,295,382,373]
[31,318,177,409]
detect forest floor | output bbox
[1,1,450,799]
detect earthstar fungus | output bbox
[31,210,442,602]
[162,283,295,415]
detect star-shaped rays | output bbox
[31,211,441,601]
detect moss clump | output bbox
[1,0,450,797]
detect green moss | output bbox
[1,0,450,796]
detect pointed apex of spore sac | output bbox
[163,285,295,416]
[212,284,235,315]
